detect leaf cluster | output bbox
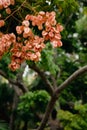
[58,102,87,130]
[17,90,50,120]
[0,121,10,130]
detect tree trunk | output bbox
[9,93,19,130]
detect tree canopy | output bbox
[0,0,87,130]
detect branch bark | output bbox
[37,65,87,130]
[0,69,28,93]
[55,65,87,94]
[38,94,58,130]
[9,92,19,130]
[29,64,54,96]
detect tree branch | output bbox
[29,64,54,96]
[0,69,28,93]
[50,75,57,89]
[37,65,87,130]
[37,94,58,130]
[4,0,27,21]
[55,65,87,94]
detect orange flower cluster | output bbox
[25,11,63,47]
[0,33,16,58]
[0,11,63,71]
[0,31,45,71]
[9,36,45,71]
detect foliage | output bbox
[0,120,10,130]
[0,82,14,123]
[17,90,50,119]
[0,54,17,78]
[58,101,87,130]
[16,90,50,128]
[76,15,87,34]
[37,42,59,75]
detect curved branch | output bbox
[38,95,58,130]
[55,65,87,94]
[0,69,28,93]
[29,64,54,96]
[37,65,87,130]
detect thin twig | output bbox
[12,15,22,23]
[4,0,26,21]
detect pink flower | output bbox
[54,34,61,40]
[13,52,22,58]
[0,20,5,27]
[24,27,30,33]
[38,25,43,30]
[23,28,33,38]
[42,30,48,36]
[0,0,3,9]
[49,32,54,38]
[39,11,45,16]
[0,32,3,37]
[51,40,62,48]
[30,53,39,61]
[10,0,15,5]
[5,7,11,14]
[16,26,24,34]
[3,0,10,8]
[22,20,30,27]
[25,14,31,20]
[0,0,15,9]
[9,61,20,71]
[10,33,16,43]
[56,24,63,32]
